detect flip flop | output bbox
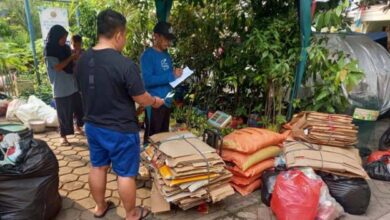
[137,206,151,220]
[94,200,115,218]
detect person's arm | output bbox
[54,54,75,72]
[140,52,175,88]
[126,62,164,108]
[133,92,164,108]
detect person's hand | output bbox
[71,52,80,61]
[174,68,183,78]
[152,97,164,108]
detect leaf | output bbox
[315,90,329,102]
[326,105,335,113]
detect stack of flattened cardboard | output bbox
[142,131,234,212]
[289,111,358,147]
[284,111,368,179]
[283,141,368,179]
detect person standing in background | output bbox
[44,25,83,146]
[140,21,182,144]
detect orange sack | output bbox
[223,128,287,154]
[231,179,262,196]
[226,158,275,178]
[231,173,262,186]
[222,146,281,171]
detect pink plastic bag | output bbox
[271,169,323,220]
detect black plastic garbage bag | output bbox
[379,127,390,151]
[365,156,390,181]
[261,169,281,206]
[318,171,371,215]
[0,139,61,220]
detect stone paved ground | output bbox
[34,118,390,220]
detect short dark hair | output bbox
[97,9,126,38]
[71,35,82,43]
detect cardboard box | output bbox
[283,141,368,179]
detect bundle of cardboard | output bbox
[288,111,358,147]
[283,141,368,179]
[284,111,368,179]
[142,131,234,212]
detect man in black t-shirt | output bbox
[76,9,162,219]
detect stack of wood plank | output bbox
[142,131,234,212]
[288,111,358,147]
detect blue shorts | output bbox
[85,123,140,177]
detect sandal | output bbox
[93,200,115,218]
[137,206,151,220]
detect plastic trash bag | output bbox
[271,169,323,220]
[28,95,59,127]
[6,99,26,122]
[379,127,390,151]
[0,138,61,220]
[367,150,390,164]
[15,96,59,127]
[318,171,371,215]
[317,181,345,220]
[365,156,390,181]
[261,169,281,207]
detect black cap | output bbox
[153,21,176,40]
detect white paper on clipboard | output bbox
[169,67,194,88]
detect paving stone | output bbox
[112,190,119,198]
[59,189,68,197]
[236,211,257,219]
[105,190,112,198]
[74,197,96,210]
[60,174,79,183]
[114,206,126,218]
[78,174,89,183]
[68,189,90,200]
[136,188,151,199]
[62,181,85,191]
[197,210,230,220]
[143,198,151,208]
[68,137,80,142]
[56,208,81,220]
[73,167,90,175]
[107,181,118,190]
[136,198,142,206]
[68,160,87,168]
[104,208,124,220]
[62,197,74,210]
[107,173,117,182]
[56,155,65,160]
[73,147,87,152]
[58,160,69,168]
[80,210,96,220]
[62,150,77,156]
[63,154,83,161]
[59,166,73,175]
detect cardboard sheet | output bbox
[151,182,170,213]
[284,141,368,179]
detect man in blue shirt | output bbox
[141,21,182,143]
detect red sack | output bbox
[231,179,262,196]
[231,173,262,186]
[368,150,390,164]
[271,170,323,220]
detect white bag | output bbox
[28,96,59,127]
[15,103,40,125]
[6,99,26,122]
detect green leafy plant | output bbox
[302,36,364,113]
